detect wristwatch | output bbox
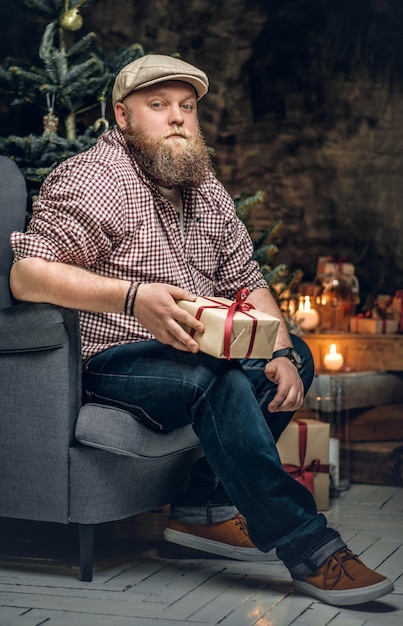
[269,347,302,369]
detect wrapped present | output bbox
[277,418,330,510]
[316,255,355,279]
[177,290,280,359]
[316,256,360,304]
[349,315,398,334]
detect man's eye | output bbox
[151,102,163,108]
[182,103,193,111]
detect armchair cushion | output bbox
[76,403,200,458]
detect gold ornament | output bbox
[94,118,110,135]
[43,93,59,134]
[43,110,59,134]
[59,8,83,31]
[94,100,109,136]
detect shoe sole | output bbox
[293,577,395,606]
[164,528,280,562]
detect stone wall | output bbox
[2,0,403,304]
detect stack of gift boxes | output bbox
[313,256,360,333]
[295,255,402,336]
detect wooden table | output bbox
[302,333,403,372]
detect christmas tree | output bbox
[0,0,145,197]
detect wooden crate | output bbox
[305,371,403,411]
[349,441,403,486]
[303,333,403,372]
[349,404,403,442]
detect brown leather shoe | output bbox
[164,514,279,562]
[293,548,394,605]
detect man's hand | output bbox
[264,357,304,412]
[134,283,204,352]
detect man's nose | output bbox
[168,104,184,125]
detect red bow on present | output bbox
[282,420,329,495]
[190,288,258,359]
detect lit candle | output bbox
[295,296,320,330]
[323,343,344,371]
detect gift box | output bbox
[177,293,280,359]
[276,418,330,510]
[349,317,398,334]
[316,255,355,279]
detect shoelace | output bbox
[233,514,249,537]
[323,548,360,588]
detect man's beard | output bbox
[122,114,214,188]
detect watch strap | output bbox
[271,348,294,360]
[269,347,302,369]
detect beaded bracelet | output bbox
[124,281,140,316]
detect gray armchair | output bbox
[0,156,202,581]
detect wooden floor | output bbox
[0,484,402,625]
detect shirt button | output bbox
[170,223,178,230]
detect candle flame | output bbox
[299,295,312,312]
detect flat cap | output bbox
[112,54,209,107]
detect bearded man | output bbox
[9,55,393,606]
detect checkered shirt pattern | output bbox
[10,127,268,359]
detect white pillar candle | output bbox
[323,343,344,371]
[295,296,320,330]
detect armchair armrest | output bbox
[0,302,82,523]
[0,302,76,352]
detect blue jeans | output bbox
[82,335,344,577]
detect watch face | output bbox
[291,349,302,366]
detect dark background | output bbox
[1,0,403,307]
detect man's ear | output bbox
[114,102,128,130]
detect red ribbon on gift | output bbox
[350,313,363,332]
[351,311,389,333]
[190,288,258,360]
[327,255,349,274]
[282,420,329,495]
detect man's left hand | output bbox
[264,357,304,412]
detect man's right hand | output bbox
[134,283,204,352]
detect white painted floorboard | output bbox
[0,484,402,625]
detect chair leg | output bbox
[78,523,95,582]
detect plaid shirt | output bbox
[10,127,268,359]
